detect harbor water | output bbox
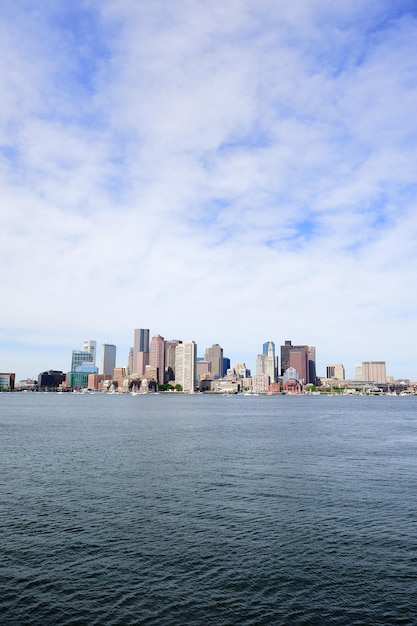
[0,393,416,625]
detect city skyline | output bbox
[4,331,412,385]
[1,2,416,382]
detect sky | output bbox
[1,0,416,382]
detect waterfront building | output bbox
[326,363,345,380]
[88,373,111,390]
[133,328,150,375]
[38,370,66,389]
[0,372,15,390]
[144,365,158,383]
[175,341,197,392]
[113,367,126,389]
[204,344,223,378]
[83,340,97,365]
[362,361,387,384]
[252,374,270,394]
[149,335,165,384]
[67,371,89,388]
[100,344,116,377]
[283,367,302,394]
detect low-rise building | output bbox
[0,373,15,390]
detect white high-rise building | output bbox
[265,341,276,382]
[256,354,267,375]
[83,340,97,365]
[175,341,197,392]
[101,344,116,377]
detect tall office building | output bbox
[204,344,223,378]
[71,350,94,372]
[362,361,387,384]
[165,340,181,382]
[175,341,197,392]
[281,340,315,383]
[256,354,267,375]
[280,341,293,375]
[149,335,165,384]
[83,340,97,365]
[265,341,276,382]
[289,346,309,384]
[133,328,150,375]
[100,344,116,377]
[308,346,317,384]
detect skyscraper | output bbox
[149,335,165,384]
[308,346,317,384]
[281,340,315,383]
[289,346,309,384]
[256,354,267,375]
[83,340,97,365]
[204,344,223,378]
[265,341,276,382]
[280,340,293,375]
[175,341,197,392]
[133,328,150,375]
[100,344,116,377]
[164,340,181,382]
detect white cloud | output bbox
[0,0,416,381]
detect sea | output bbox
[0,392,415,626]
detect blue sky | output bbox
[1,0,416,381]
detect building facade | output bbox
[252,374,269,394]
[289,346,309,384]
[83,340,97,365]
[283,367,302,393]
[149,335,165,384]
[362,361,387,384]
[326,363,345,380]
[0,373,15,390]
[133,328,150,375]
[281,340,315,383]
[100,344,116,377]
[175,341,197,392]
[164,340,181,382]
[71,350,94,372]
[204,344,223,378]
[38,370,66,389]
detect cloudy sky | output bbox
[1,0,416,381]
